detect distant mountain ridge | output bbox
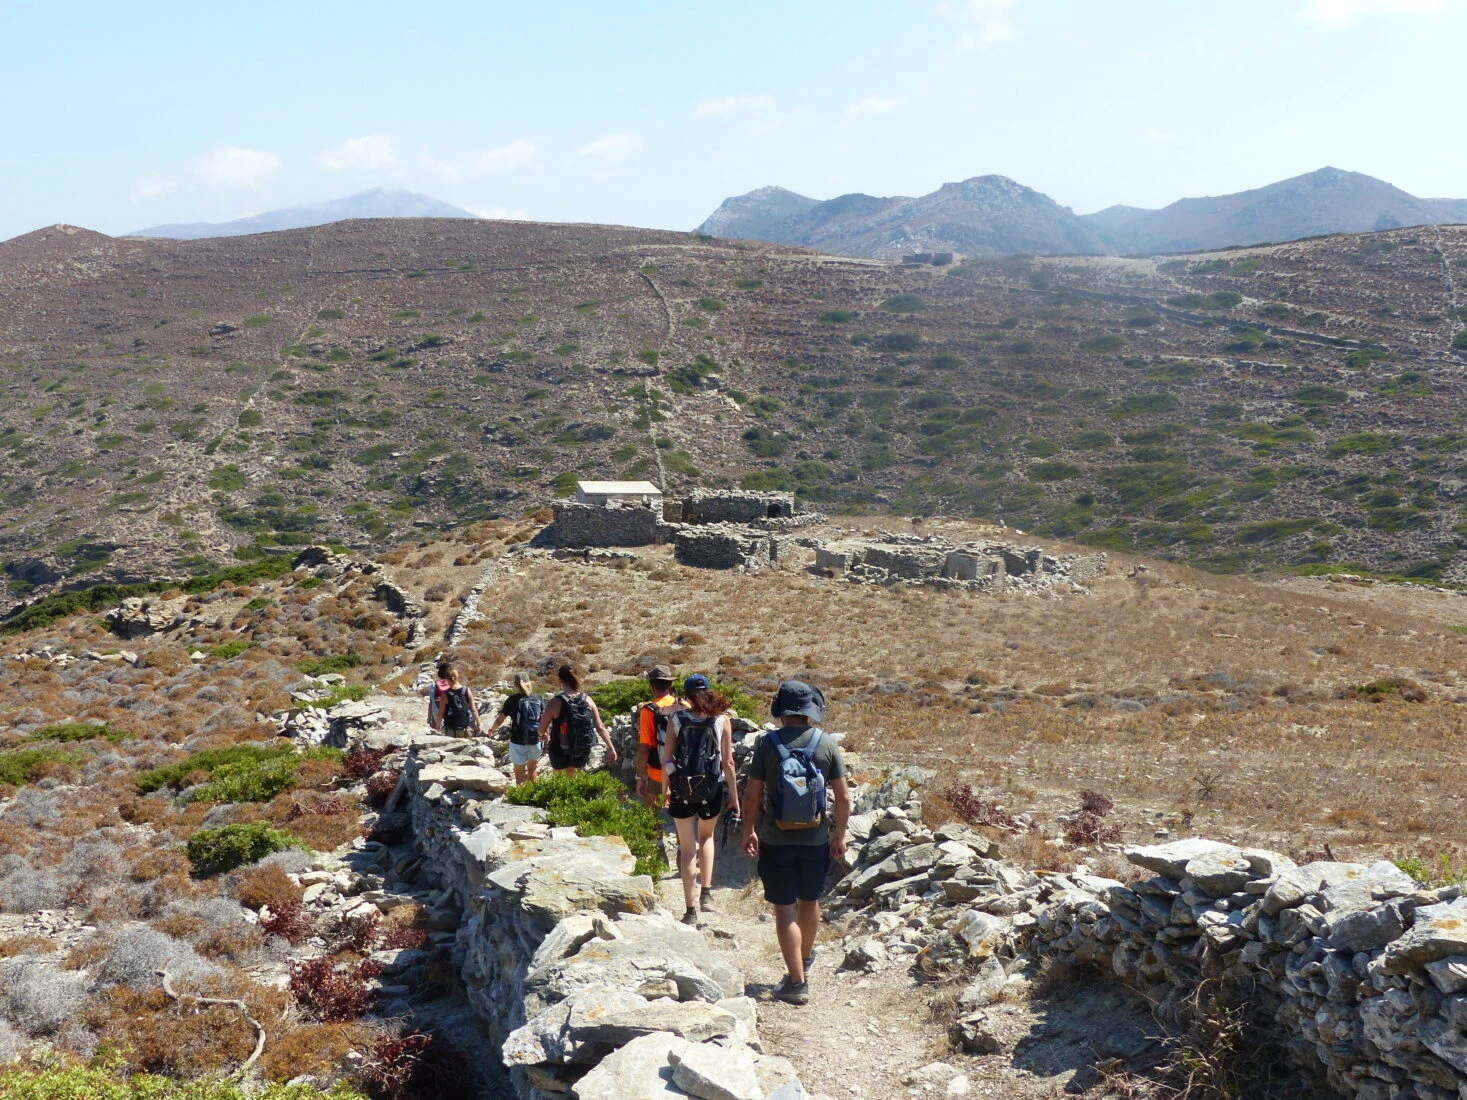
[698,168,1467,258]
[129,188,478,239]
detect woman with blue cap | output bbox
[663,673,740,925]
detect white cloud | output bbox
[1301,0,1447,21]
[580,132,643,164]
[193,146,283,188]
[471,207,531,221]
[941,0,1020,53]
[846,95,907,119]
[474,139,536,174]
[695,95,777,117]
[129,172,178,202]
[319,134,396,171]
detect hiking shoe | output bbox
[803,947,816,973]
[699,887,714,911]
[681,907,699,926]
[772,976,809,1005]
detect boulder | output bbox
[1379,898,1467,974]
[1183,850,1254,897]
[571,1031,691,1099]
[504,987,739,1066]
[957,956,1007,1009]
[1125,839,1240,879]
[669,1041,762,1100]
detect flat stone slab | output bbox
[504,987,740,1066]
[417,763,510,795]
[1380,898,1467,974]
[572,1032,691,1099]
[1126,839,1239,879]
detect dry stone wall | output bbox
[1031,838,1467,1099]
[399,746,809,1099]
[543,502,678,548]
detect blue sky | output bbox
[3,0,1465,241]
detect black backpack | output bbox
[634,700,678,771]
[441,686,474,730]
[669,714,724,806]
[512,694,545,745]
[556,692,596,755]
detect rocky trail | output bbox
[654,826,1157,1099]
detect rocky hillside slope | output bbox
[4,217,1467,610]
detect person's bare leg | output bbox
[525,758,538,783]
[797,899,820,965]
[697,817,718,889]
[675,816,699,910]
[773,903,805,983]
[513,763,527,786]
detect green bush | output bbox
[186,821,303,874]
[297,652,362,676]
[1327,432,1395,457]
[1394,853,1467,887]
[237,408,263,428]
[879,294,928,313]
[187,753,301,803]
[1292,384,1347,406]
[1069,429,1113,450]
[505,771,667,878]
[135,743,296,794]
[0,1059,367,1099]
[697,298,724,312]
[1237,518,1317,544]
[817,310,853,324]
[0,747,86,786]
[1109,393,1180,419]
[1082,333,1126,353]
[211,641,253,659]
[875,332,921,352]
[23,721,134,744]
[1030,461,1083,482]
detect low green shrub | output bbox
[186,821,304,874]
[506,771,667,878]
[879,294,928,313]
[297,652,362,676]
[22,721,134,744]
[0,1057,367,1099]
[817,310,853,324]
[135,743,296,794]
[1395,853,1467,887]
[187,753,301,803]
[0,747,86,785]
[211,641,253,659]
[1082,333,1126,353]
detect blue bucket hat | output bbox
[771,680,826,722]
[683,673,711,693]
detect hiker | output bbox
[485,674,545,785]
[634,665,682,809]
[663,673,739,925]
[428,661,482,737]
[538,664,618,775]
[739,680,850,1006]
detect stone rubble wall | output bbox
[674,525,774,570]
[812,533,1107,593]
[682,489,797,525]
[1029,838,1467,1099]
[399,745,808,1099]
[543,502,679,548]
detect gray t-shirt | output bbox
[750,725,846,847]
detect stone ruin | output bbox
[540,489,826,569]
[814,533,1108,593]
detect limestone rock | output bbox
[954,910,1007,958]
[504,987,739,1066]
[416,763,510,795]
[958,956,1007,1009]
[1262,861,1370,916]
[1126,838,1239,879]
[571,1031,691,1099]
[1424,955,1467,995]
[670,1040,762,1100]
[1183,850,1254,896]
[1380,898,1467,974]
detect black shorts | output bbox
[668,797,723,821]
[547,743,590,771]
[757,843,832,905]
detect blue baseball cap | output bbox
[771,681,826,721]
[683,673,712,692]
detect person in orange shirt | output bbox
[634,666,682,809]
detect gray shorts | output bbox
[508,741,543,767]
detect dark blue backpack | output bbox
[512,694,545,745]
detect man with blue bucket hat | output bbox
[740,680,850,1005]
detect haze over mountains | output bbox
[698,168,1467,259]
[129,187,478,239]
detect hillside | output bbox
[700,168,1467,257]
[3,216,1467,610]
[130,189,478,240]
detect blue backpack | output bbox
[511,694,544,745]
[769,728,827,830]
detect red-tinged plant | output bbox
[341,745,389,782]
[289,956,381,1022]
[262,899,313,943]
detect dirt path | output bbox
[654,826,1154,1099]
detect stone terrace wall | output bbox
[400,747,806,1099]
[1030,838,1467,1099]
[543,502,678,548]
[674,525,774,570]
